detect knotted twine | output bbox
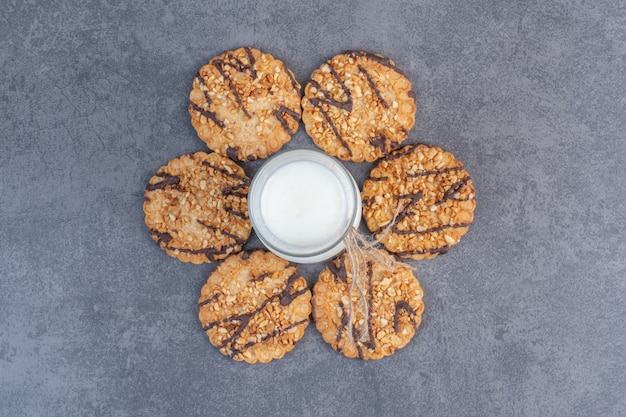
[340,204,414,345]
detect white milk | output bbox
[248,149,361,263]
[259,161,346,247]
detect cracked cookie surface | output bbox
[302,51,416,162]
[189,47,302,161]
[143,151,251,264]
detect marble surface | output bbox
[1,1,625,416]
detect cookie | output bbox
[143,151,251,264]
[361,143,476,260]
[189,47,302,162]
[301,51,416,162]
[312,252,424,360]
[198,250,312,364]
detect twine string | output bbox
[341,203,410,344]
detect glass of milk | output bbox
[248,149,361,263]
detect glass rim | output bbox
[248,149,361,260]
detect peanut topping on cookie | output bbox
[189,47,302,161]
[198,250,311,363]
[302,51,416,162]
[313,252,424,360]
[143,152,251,264]
[362,143,476,259]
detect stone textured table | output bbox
[1,1,625,416]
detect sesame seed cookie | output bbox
[143,152,251,264]
[198,250,312,364]
[361,143,476,260]
[189,47,302,162]
[302,51,416,162]
[312,252,424,360]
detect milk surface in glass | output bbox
[259,160,346,247]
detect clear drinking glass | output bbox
[248,149,361,263]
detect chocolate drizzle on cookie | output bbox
[308,63,355,157]
[211,51,260,119]
[164,223,246,261]
[191,73,226,129]
[200,271,306,333]
[358,64,389,108]
[233,319,309,357]
[222,182,248,198]
[149,229,172,245]
[313,248,424,360]
[392,222,472,236]
[226,147,239,161]
[393,300,418,333]
[198,293,220,307]
[145,173,180,191]
[224,206,247,219]
[335,301,350,351]
[385,143,421,161]
[285,68,300,92]
[382,192,423,234]
[250,272,270,283]
[349,261,378,359]
[189,103,226,129]
[198,220,246,245]
[328,256,348,283]
[190,48,302,162]
[434,176,472,208]
[217,315,251,350]
[370,137,387,153]
[395,246,450,257]
[242,47,257,78]
[363,261,377,350]
[370,133,401,156]
[309,64,353,112]
[280,272,309,306]
[332,261,381,358]
[275,106,301,135]
[303,51,415,162]
[365,143,475,257]
[375,177,473,237]
[201,161,250,184]
[370,136,396,155]
[362,197,376,206]
[170,244,240,262]
[347,51,406,76]
[144,152,252,264]
[201,267,309,359]
[310,103,353,157]
[406,166,465,178]
[389,176,472,237]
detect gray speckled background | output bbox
[1,0,625,416]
